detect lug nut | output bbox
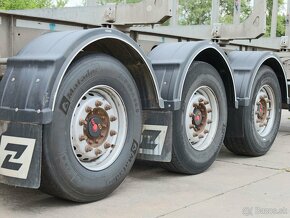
[198,98,203,103]
[110,130,117,136]
[87,139,94,145]
[204,100,209,105]
[189,124,195,129]
[193,103,199,108]
[95,100,103,107]
[265,99,271,103]
[85,106,93,113]
[207,120,212,124]
[204,129,209,134]
[95,149,102,156]
[85,145,93,152]
[193,133,198,137]
[79,119,87,126]
[198,134,205,139]
[104,142,111,149]
[95,139,99,144]
[189,112,194,118]
[79,135,88,141]
[105,104,112,111]
[110,116,117,122]
[207,108,212,113]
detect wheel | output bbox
[225,66,282,156]
[41,54,142,202]
[161,61,227,174]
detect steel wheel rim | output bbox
[185,86,219,151]
[254,85,276,137]
[70,85,127,171]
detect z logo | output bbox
[1,143,27,171]
[0,136,36,179]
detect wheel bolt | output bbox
[95,139,99,144]
[79,135,87,141]
[85,145,93,152]
[204,100,209,105]
[265,99,271,103]
[95,149,102,156]
[266,116,271,120]
[110,130,117,136]
[87,139,94,145]
[104,142,111,149]
[85,106,93,113]
[95,100,103,107]
[105,104,112,111]
[193,133,198,137]
[207,120,212,124]
[189,112,194,118]
[207,108,212,113]
[110,116,117,122]
[198,134,205,139]
[198,98,203,103]
[189,124,195,129]
[267,108,272,111]
[204,129,209,134]
[193,103,199,108]
[79,119,87,126]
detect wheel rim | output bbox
[185,86,219,151]
[70,85,127,171]
[254,85,276,137]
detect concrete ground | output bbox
[0,111,290,218]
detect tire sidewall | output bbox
[43,54,141,201]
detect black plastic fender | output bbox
[0,28,162,124]
[149,41,238,110]
[228,51,290,107]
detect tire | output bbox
[40,54,142,202]
[161,61,227,174]
[224,66,282,156]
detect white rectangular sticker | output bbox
[0,136,36,179]
[139,125,168,156]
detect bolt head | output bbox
[105,104,112,111]
[95,149,102,156]
[95,100,103,107]
[110,130,117,136]
[85,106,93,113]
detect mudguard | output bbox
[0,28,161,124]
[149,41,238,110]
[0,121,42,188]
[228,51,290,106]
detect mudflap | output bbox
[0,121,42,189]
[137,111,172,162]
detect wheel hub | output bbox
[254,85,276,137]
[256,98,267,121]
[185,87,219,151]
[84,108,110,147]
[71,85,127,171]
[192,105,207,133]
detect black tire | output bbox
[161,61,228,174]
[41,54,142,202]
[224,66,282,156]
